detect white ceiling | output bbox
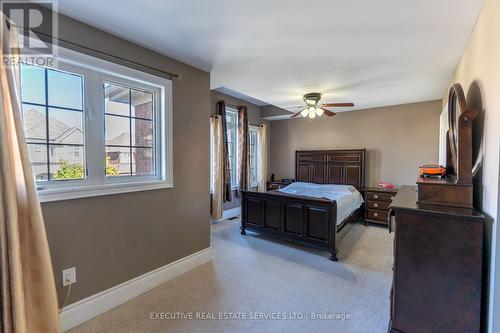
[58,0,484,113]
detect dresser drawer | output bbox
[367,200,391,210]
[366,191,396,202]
[366,209,389,223]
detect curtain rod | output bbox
[214,100,243,109]
[30,29,181,80]
[211,114,264,127]
[226,103,241,109]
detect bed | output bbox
[240,149,366,261]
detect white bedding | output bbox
[277,182,364,225]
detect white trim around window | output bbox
[22,46,173,202]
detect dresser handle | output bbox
[373,194,379,199]
[373,212,378,217]
[374,203,378,208]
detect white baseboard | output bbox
[222,207,240,220]
[59,247,213,331]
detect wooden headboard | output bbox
[295,149,366,189]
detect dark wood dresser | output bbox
[388,186,484,333]
[362,188,398,226]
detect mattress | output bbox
[277,182,364,225]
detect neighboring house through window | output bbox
[249,126,259,187]
[104,83,156,176]
[19,47,173,201]
[225,108,238,188]
[21,66,85,182]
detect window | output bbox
[222,110,259,188]
[19,47,172,202]
[249,126,259,187]
[21,66,85,181]
[225,109,238,187]
[104,83,155,177]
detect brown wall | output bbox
[40,14,211,304]
[210,90,263,125]
[210,90,268,210]
[269,100,441,187]
[441,0,500,330]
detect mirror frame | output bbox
[446,83,478,184]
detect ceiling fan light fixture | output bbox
[308,109,316,118]
[304,106,316,118]
[289,92,353,120]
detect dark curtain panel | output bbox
[238,106,250,194]
[217,101,232,202]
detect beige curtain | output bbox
[210,116,223,220]
[257,124,268,192]
[0,14,60,333]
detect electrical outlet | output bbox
[62,267,76,287]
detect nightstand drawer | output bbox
[367,200,391,210]
[366,192,395,202]
[367,209,389,223]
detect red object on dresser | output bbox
[378,182,395,190]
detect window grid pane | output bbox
[249,129,258,186]
[225,111,238,187]
[27,143,48,180]
[47,69,84,110]
[20,64,85,181]
[50,144,85,180]
[105,83,156,177]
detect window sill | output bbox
[38,180,173,203]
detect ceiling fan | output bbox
[287,93,354,119]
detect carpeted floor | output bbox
[68,219,393,333]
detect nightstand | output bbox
[362,188,399,226]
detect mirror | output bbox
[446,83,478,184]
[448,88,461,175]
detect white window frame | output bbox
[225,108,238,189]
[21,46,173,202]
[249,125,259,188]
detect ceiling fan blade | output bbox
[291,110,304,118]
[321,108,336,117]
[285,105,306,110]
[320,103,354,108]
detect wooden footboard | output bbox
[241,190,360,261]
